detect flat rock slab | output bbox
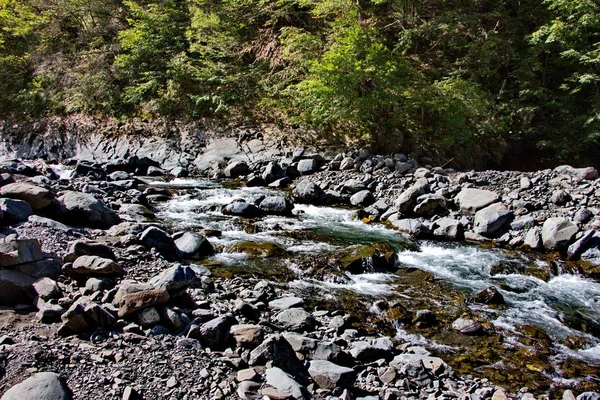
[456,188,499,215]
[72,255,124,276]
[308,360,356,389]
[265,367,308,400]
[390,354,449,375]
[269,297,305,310]
[0,183,54,210]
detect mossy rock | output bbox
[340,242,397,274]
[225,241,287,258]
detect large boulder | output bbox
[0,270,36,306]
[394,180,429,213]
[72,255,124,276]
[275,308,316,332]
[222,201,262,218]
[262,162,286,183]
[413,193,447,216]
[0,238,44,267]
[117,287,170,317]
[473,203,513,238]
[0,183,54,210]
[553,165,598,181]
[1,372,72,400]
[308,360,356,389]
[0,198,33,223]
[297,159,318,175]
[249,335,305,376]
[264,367,309,400]
[150,264,209,292]
[199,315,238,349]
[292,180,328,205]
[58,191,118,228]
[174,232,214,259]
[541,217,578,250]
[432,218,463,240]
[224,161,249,178]
[139,226,177,257]
[341,242,397,274]
[455,188,500,215]
[350,190,375,207]
[258,196,294,216]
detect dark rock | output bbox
[199,315,237,349]
[118,288,170,317]
[72,256,124,276]
[258,196,294,216]
[57,191,118,228]
[292,180,328,205]
[222,201,262,218]
[0,270,36,306]
[350,190,375,207]
[275,308,316,332]
[262,162,286,183]
[341,242,397,274]
[174,232,214,259]
[224,161,249,178]
[0,198,33,223]
[249,335,305,376]
[65,240,117,262]
[470,286,505,305]
[139,226,177,257]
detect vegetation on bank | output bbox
[0,0,599,166]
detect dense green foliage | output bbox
[1,0,599,166]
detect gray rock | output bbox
[72,255,124,276]
[456,188,500,215]
[297,159,318,175]
[58,191,118,228]
[248,335,304,375]
[394,180,429,213]
[224,161,249,178]
[349,337,394,362]
[117,287,170,317]
[237,381,261,400]
[222,201,261,218]
[18,258,61,280]
[0,270,36,306]
[139,226,177,256]
[0,198,33,223]
[524,227,543,250]
[0,238,44,267]
[199,315,237,349]
[340,158,354,171]
[60,303,92,333]
[575,208,594,225]
[451,318,483,335]
[432,218,463,240]
[390,353,448,374]
[542,217,578,250]
[0,183,54,210]
[292,180,327,205]
[262,162,286,183]
[553,165,598,181]
[413,193,447,216]
[150,264,202,292]
[308,360,355,389]
[265,367,308,400]
[551,189,571,205]
[108,171,130,181]
[275,308,316,332]
[33,277,61,300]
[510,216,536,231]
[174,232,214,259]
[258,196,294,216]
[568,230,596,259]
[474,203,513,238]
[390,218,429,238]
[350,190,375,207]
[65,240,116,262]
[576,393,600,400]
[37,303,65,323]
[1,372,71,400]
[342,179,367,194]
[230,324,263,348]
[136,307,161,327]
[520,177,532,189]
[269,297,304,310]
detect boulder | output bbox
[275,308,316,332]
[58,191,118,228]
[456,188,500,215]
[553,165,598,181]
[308,360,355,389]
[349,337,394,362]
[150,264,206,292]
[292,180,328,205]
[432,218,463,240]
[413,194,447,216]
[0,270,36,306]
[230,324,263,348]
[350,190,375,207]
[64,240,116,262]
[72,255,124,276]
[264,367,308,400]
[174,232,214,259]
[568,230,596,260]
[0,183,54,210]
[249,335,305,375]
[340,158,354,170]
[0,238,44,267]
[542,217,578,250]
[510,216,536,231]
[524,227,543,250]
[390,218,429,238]
[222,201,262,218]
[33,277,61,301]
[1,372,71,400]
[394,180,429,213]
[118,288,170,317]
[258,196,294,216]
[342,179,367,194]
[139,226,177,256]
[199,315,237,349]
[341,242,397,274]
[297,159,318,175]
[469,286,505,305]
[269,297,304,310]
[224,161,249,178]
[262,162,286,183]
[474,203,513,238]
[0,198,33,223]
[551,190,571,205]
[390,354,448,375]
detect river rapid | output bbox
[146,177,600,394]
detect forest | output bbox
[0,0,599,167]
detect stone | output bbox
[297,159,318,175]
[456,188,500,215]
[84,303,117,329]
[524,227,543,250]
[199,315,237,349]
[308,360,356,389]
[275,308,316,332]
[349,337,394,362]
[136,307,161,327]
[413,194,447,216]
[262,162,286,183]
[0,270,36,306]
[58,191,118,228]
[553,165,598,181]
[0,183,54,210]
[350,190,375,207]
[342,179,367,194]
[174,232,214,259]
[0,198,33,223]
[469,286,505,305]
[510,216,536,231]
[237,381,260,400]
[33,277,61,300]
[237,368,259,382]
[542,217,578,250]
[1,372,71,400]
[452,318,483,335]
[118,288,170,317]
[568,230,596,260]
[230,324,263,347]
[265,367,308,400]
[576,393,600,400]
[520,177,532,189]
[340,157,354,170]
[150,264,201,292]
[0,238,44,267]
[72,255,124,276]
[222,201,262,218]
[292,180,327,205]
[37,303,65,323]
[18,258,61,279]
[551,189,571,205]
[65,240,116,262]
[269,297,304,310]
[224,161,249,178]
[394,181,429,213]
[248,335,304,375]
[432,218,463,240]
[139,226,177,257]
[390,354,448,375]
[258,196,294,216]
[575,208,594,225]
[390,218,429,238]
[61,303,92,333]
[474,203,513,238]
[341,242,397,273]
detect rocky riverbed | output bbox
[0,132,599,400]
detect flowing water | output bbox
[146,178,600,393]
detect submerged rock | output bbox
[340,242,398,274]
